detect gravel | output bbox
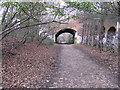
[47,44,118,88]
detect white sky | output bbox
[0,1,3,20]
[0,9,3,22]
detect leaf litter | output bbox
[2,37,60,88]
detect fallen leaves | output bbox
[2,37,60,88]
[76,45,118,77]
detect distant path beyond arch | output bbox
[55,28,76,43]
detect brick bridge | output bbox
[53,20,83,44]
[53,16,119,45]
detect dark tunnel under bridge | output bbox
[55,28,76,44]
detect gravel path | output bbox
[47,44,118,88]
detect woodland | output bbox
[0,1,120,88]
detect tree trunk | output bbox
[81,24,85,45]
[96,21,99,48]
[86,23,89,46]
[91,21,95,47]
[99,17,104,51]
[84,22,87,45]
[89,22,93,46]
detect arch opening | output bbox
[55,28,76,44]
[108,26,116,35]
[107,26,116,46]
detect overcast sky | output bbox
[0,1,4,19]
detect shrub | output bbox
[42,38,55,45]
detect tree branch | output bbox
[2,5,10,25]
[1,17,30,34]
[2,12,18,31]
[0,20,68,40]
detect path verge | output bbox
[2,37,60,88]
[75,45,118,78]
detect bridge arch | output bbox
[55,28,76,44]
[108,26,116,35]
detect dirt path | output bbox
[47,44,118,88]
